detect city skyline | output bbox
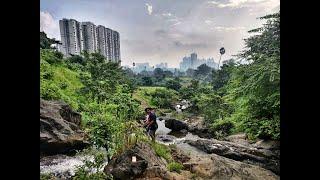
[40,0,280,68]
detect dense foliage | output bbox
[40,40,142,159]
[198,12,280,140]
[228,12,280,140]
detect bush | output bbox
[167,162,184,173]
[197,93,233,123]
[40,173,54,180]
[165,78,181,91]
[211,119,234,138]
[150,88,178,109]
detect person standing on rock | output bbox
[144,108,158,142]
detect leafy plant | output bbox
[40,173,55,180]
[211,119,234,139]
[151,142,172,162]
[167,162,184,173]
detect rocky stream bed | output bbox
[40,99,279,179]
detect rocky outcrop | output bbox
[104,142,185,180]
[40,99,90,155]
[184,153,279,180]
[225,133,252,146]
[185,116,214,138]
[164,119,188,131]
[186,139,280,175]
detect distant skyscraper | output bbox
[59,18,120,63]
[190,53,197,69]
[96,25,107,57]
[81,22,98,54]
[105,28,113,61]
[112,30,121,62]
[179,53,217,71]
[59,19,82,56]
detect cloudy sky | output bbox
[40,0,279,68]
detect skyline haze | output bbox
[40,0,279,68]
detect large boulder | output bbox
[186,139,280,175]
[40,99,90,155]
[184,153,279,180]
[164,119,188,131]
[186,117,214,138]
[104,142,180,180]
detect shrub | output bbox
[167,162,184,173]
[165,78,181,91]
[211,119,234,138]
[150,88,178,109]
[40,173,54,180]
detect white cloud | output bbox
[214,26,245,31]
[162,12,172,17]
[171,21,181,26]
[208,0,278,10]
[145,3,153,15]
[205,20,213,25]
[40,11,60,39]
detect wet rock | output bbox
[40,99,90,155]
[156,135,175,143]
[165,119,188,131]
[254,140,280,150]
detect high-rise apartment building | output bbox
[105,28,114,61]
[59,18,120,63]
[96,25,107,57]
[112,31,120,62]
[80,22,98,54]
[59,19,82,56]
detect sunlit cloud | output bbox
[145,3,153,15]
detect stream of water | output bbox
[155,118,208,155]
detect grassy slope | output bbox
[133,86,167,109]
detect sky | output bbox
[40,0,279,68]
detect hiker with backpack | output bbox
[144,108,158,142]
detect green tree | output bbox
[153,68,165,81]
[163,70,173,77]
[194,64,212,80]
[40,31,56,49]
[212,59,236,92]
[141,76,153,86]
[165,77,182,91]
[80,53,129,102]
[228,12,280,140]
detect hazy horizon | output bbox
[40,0,279,68]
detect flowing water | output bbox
[40,148,108,178]
[155,117,208,155]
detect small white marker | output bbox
[132,156,136,162]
